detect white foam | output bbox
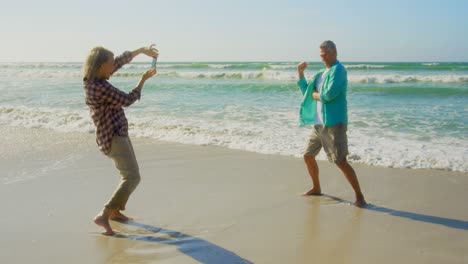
[0,106,94,133]
[348,73,468,84]
[1,62,467,84]
[2,105,466,172]
[347,130,468,172]
[344,64,387,69]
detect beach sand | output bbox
[1,126,467,264]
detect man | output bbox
[297,40,366,207]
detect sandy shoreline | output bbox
[1,127,467,263]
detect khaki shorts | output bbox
[304,122,349,164]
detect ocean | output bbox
[0,61,467,172]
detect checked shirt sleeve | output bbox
[85,80,142,108]
[112,51,133,74]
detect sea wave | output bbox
[1,66,468,85]
[350,85,468,96]
[348,74,468,84]
[98,70,290,80]
[0,62,82,69]
[345,64,387,69]
[347,133,468,172]
[0,106,93,133]
[148,72,468,84]
[2,61,468,71]
[1,105,467,172]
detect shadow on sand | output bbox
[323,194,468,231]
[113,221,252,264]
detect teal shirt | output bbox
[297,61,348,127]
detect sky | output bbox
[0,0,467,62]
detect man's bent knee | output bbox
[336,159,348,168]
[303,154,316,162]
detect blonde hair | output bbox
[83,47,114,81]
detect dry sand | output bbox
[1,126,467,263]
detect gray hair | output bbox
[320,40,336,51]
[83,47,113,81]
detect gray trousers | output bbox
[105,136,141,210]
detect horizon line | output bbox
[1,60,468,63]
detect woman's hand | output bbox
[142,68,157,81]
[136,68,157,89]
[131,44,160,59]
[141,44,159,58]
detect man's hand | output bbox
[312,91,320,101]
[297,62,307,78]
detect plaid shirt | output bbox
[83,51,141,154]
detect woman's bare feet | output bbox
[110,211,133,222]
[94,214,115,235]
[354,194,367,208]
[302,187,322,196]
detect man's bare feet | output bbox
[94,214,115,235]
[110,211,133,222]
[302,187,322,196]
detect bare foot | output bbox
[302,188,322,196]
[94,215,115,235]
[354,196,367,208]
[110,211,133,222]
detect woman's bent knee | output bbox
[130,172,141,186]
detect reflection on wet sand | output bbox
[303,196,363,263]
[96,221,252,264]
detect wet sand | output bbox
[1,127,467,263]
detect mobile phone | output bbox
[151,57,158,68]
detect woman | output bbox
[83,44,158,235]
